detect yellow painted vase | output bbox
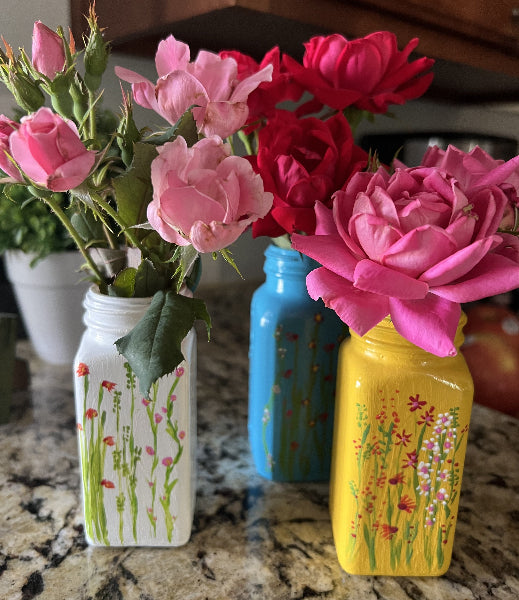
[330,314,474,576]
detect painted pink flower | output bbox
[76,423,83,431]
[103,436,115,446]
[148,135,273,253]
[145,446,155,456]
[101,380,116,392]
[76,363,89,377]
[115,35,273,138]
[179,431,186,440]
[9,107,96,192]
[31,21,66,80]
[100,479,115,489]
[161,407,167,414]
[175,367,185,377]
[292,158,519,357]
[162,457,173,467]
[142,398,151,406]
[0,115,22,180]
[154,413,163,424]
[85,408,98,420]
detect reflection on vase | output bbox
[248,244,347,482]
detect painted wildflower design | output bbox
[346,390,470,573]
[75,360,188,545]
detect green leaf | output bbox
[70,208,106,244]
[109,267,137,297]
[134,258,164,297]
[112,142,158,238]
[172,245,199,292]
[115,290,211,397]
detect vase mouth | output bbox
[352,312,467,355]
[264,243,318,276]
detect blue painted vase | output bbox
[248,244,347,481]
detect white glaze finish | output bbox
[0,283,518,599]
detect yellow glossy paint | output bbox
[330,315,474,576]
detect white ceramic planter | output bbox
[73,287,197,546]
[4,250,90,365]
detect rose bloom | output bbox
[285,31,433,115]
[0,115,22,181]
[31,21,66,80]
[292,161,519,357]
[219,47,303,132]
[115,35,272,139]
[251,110,368,238]
[9,107,96,192]
[148,135,273,253]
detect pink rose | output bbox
[286,31,434,115]
[32,21,66,80]
[292,164,519,357]
[219,47,303,132]
[9,107,96,192]
[0,115,22,181]
[251,110,368,238]
[115,35,273,139]
[148,136,273,253]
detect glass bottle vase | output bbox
[330,314,474,575]
[248,244,347,481]
[73,287,196,547]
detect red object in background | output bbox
[462,303,519,418]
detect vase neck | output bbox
[263,244,316,293]
[83,286,152,341]
[350,313,467,359]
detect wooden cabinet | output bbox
[70,0,519,101]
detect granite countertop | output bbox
[1,283,518,600]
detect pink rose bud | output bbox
[32,21,66,80]
[9,107,96,192]
[148,135,273,253]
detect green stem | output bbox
[88,89,97,142]
[91,191,146,252]
[42,193,104,282]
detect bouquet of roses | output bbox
[219,31,519,357]
[0,6,273,394]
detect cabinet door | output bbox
[365,0,519,48]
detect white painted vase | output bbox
[73,287,197,547]
[4,250,89,364]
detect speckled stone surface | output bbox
[0,283,518,600]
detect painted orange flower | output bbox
[388,472,405,485]
[381,524,398,540]
[103,436,115,446]
[397,495,416,513]
[76,363,89,377]
[85,408,98,419]
[100,479,115,489]
[101,380,116,392]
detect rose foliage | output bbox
[292,147,519,356]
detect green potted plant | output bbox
[0,184,90,364]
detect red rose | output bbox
[219,47,303,132]
[251,110,368,237]
[286,31,433,115]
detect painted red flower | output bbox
[388,472,405,485]
[290,441,299,451]
[85,408,98,420]
[286,332,299,342]
[100,479,114,489]
[381,524,399,540]
[395,429,412,447]
[76,363,89,377]
[397,495,416,513]
[103,436,115,446]
[283,369,293,378]
[407,394,426,412]
[402,450,418,470]
[417,407,436,427]
[102,380,116,392]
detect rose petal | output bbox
[291,233,358,279]
[354,259,429,299]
